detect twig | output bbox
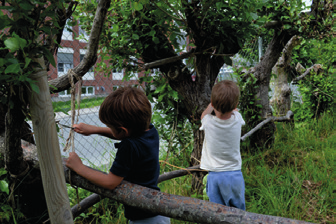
[141,49,195,69]
[240,110,294,142]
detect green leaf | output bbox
[112,25,119,32]
[0,168,7,176]
[0,58,5,67]
[134,2,143,11]
[24,57,31,69]
[30,82,40,94]
[132,34,139,40]
[250,12,258,20]
[4,37,25,51]
[0,180,9,194]
[5,63,20,74]
[42,47,56,67]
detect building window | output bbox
[129,57,138,80]
[218,66,234,81]
[62,19,73,41]
[112,68,123,80]
[57,52,73,77]
[58,90,71,97]
[82,86,95,96]
[80,50,94,80]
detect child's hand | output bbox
[73,123,95,136]
[65,152,83,173]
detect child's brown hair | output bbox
[211,80,240,114]
[99,86,152,135]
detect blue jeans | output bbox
[206,170,246,210]
[129,215,170,224]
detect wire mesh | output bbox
[48,24,140,169]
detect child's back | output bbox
[200,80,246,210]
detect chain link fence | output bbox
[48,24,143,169]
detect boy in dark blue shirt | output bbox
[66,86,170,223]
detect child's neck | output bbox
[214,110,233,120]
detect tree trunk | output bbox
[28,56,73,223]
[190,129,208,194]
[247,31,293,148]
[270,36,302,115]
[4,86,48,223]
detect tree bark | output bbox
[28,54,73,223]
[63,161,313,224]
[270,36,302,115]
[246,30,293,148]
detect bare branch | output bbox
[71,165,204,218]
[158,165,203,183]
[62,159,312,224]
[141,49,196,70]
[48,0,111,93]
[241,110,294,142]
[292,64,323,84]
[71,193,104,218]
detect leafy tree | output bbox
[74,0,334,189]
[0,0,334,222]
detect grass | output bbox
[65,111,335,224]
[241,112,335,224]
[52,97,105,114]
[157,112,335,224]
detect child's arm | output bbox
[65,152,123,190]
[73,123,116,139]
[201,103,214,120]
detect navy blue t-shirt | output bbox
[110,124,160,221]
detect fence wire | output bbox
[48,25,140,169]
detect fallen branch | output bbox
[240,110,294,142]
[70,165,204,217]
[0,134,314,223]
[63,160,312,224]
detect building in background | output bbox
[48,22,142,100]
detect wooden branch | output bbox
[70,165,205,218]
[71,193,104,218]
[0,138,314,223]
[158,165,203,183]
[48,0,111,93]
[241,110,294,142]
[63,160,312,224]
[292,64,323,84]
[141,49,195,70]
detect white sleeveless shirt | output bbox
[200,111,245,172]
